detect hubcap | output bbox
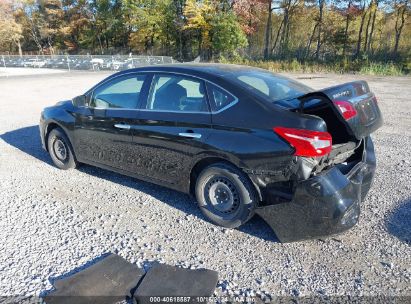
[53,138,67,161]
[205,177,239,214]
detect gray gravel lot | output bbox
[0,70,410,300]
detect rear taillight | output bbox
[334,100,357,120]
[274,127,332,157]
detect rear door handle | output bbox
[178,132,202,139]
[114,123,131,130]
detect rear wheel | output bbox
[47,127,77,170]
[195,163,258,228]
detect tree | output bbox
[340,0,354,57]
[0,0,23,55]
[264,0,300,59]
[315,0,326,59]
[393,0,409,55]
[233,0,266,56]
[183,0,247,59]
[366,0,379,53]
[60,0,91,53]
[38,0,65,54]
[354,0,368,57]
[211,11,248,58]
[170,0,189,61]
[263,0,272,59]
[363,0,373,52]
[232,0,266,36]
[183,0,214,58]
[88,0,121,53]
[18,0,45,53]
[278,0,299,57]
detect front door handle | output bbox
[178,132,202,139]
[114,123,131,130]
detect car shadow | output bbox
[1,125,279,243]
[0,125,54,166]
[385,199,411,245]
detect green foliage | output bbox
[182,0,247,59]
[211,12,248,58]
[183,0,214,53]
[359,62,404,76]
[0,1,23,52]
[124,0,170,53]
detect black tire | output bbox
[47,127,77,170]
[195,162,258,228]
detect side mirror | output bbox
[72,95,87,107]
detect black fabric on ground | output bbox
[134,264,218,303]
[44,253,145,304]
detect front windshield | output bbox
[230,70,312,103]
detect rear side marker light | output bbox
[334,100,357,120]
[274,127,332,157]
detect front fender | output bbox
[40,101,76,152]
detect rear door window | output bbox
[146,74,209,112]
[207,83,237,112]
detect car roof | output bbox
[114,63,275,79]
[86,63,295,99]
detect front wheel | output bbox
[47,127,78,170]
[195,163,258,228]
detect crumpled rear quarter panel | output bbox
[256,137,376,242]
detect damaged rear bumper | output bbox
[255,136,376,242]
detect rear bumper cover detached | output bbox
[256,137,376,242]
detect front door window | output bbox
[91,74,146,109]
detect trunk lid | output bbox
[298,81,383,140]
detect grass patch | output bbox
[217,57,407,76]
[359,62,404,76]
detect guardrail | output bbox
[0,55,176,71]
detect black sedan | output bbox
[40,64,383,242]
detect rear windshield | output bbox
[229,70,312,103]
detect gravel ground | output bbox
[0,67,66,77]
[0,70,410,301]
